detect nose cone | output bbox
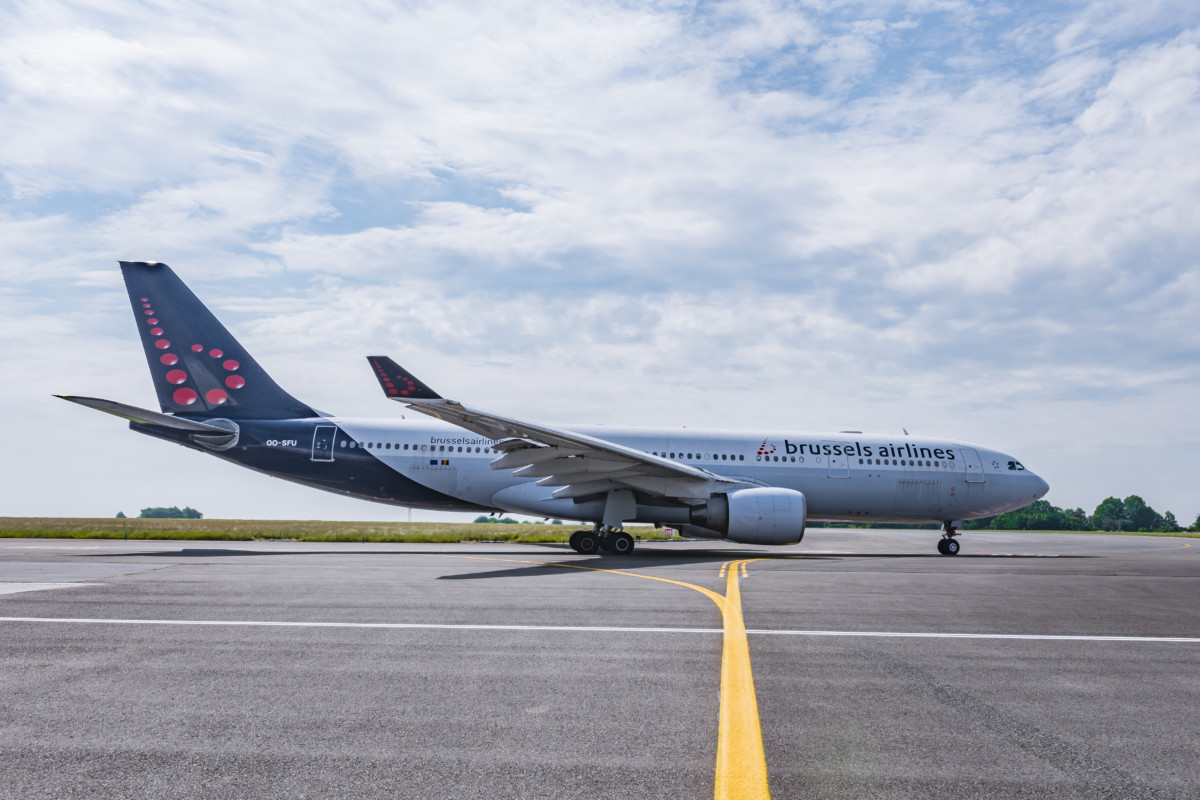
[1032,474,1049,500]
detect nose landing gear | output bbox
[937,522,961,555]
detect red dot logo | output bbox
[160,353,179,365]
[165,369,187,384]
[146,318,158,325]
[191,344,203,352]
[144,309,154,315]
[140,297,148,302]
[209,349,223,358]
[173,388,198,405]
[150,327,163,336]
[225,375,245,389]
[223,360,239,371]
[155,339,171,349]
[142,303,151,308]
[206,389,228,405]
[388,389,398,395]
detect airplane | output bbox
[59,261,1049,556]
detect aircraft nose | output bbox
[1032,474,1049,499]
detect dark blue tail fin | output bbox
[121,261,318,419]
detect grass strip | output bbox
[0,517,679,543]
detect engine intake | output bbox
[690,487,807,545]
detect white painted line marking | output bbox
[0,617,1196,642]
[0,584,104,596]
[0,617,720,634]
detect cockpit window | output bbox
[1007,460,1025,471]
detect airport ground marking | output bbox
[3,616,1200,643]
[361,552,768,800]
[715,559,771,800]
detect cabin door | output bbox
[311,425,336,462]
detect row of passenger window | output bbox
[653,452,746,461]
[339,441,948,470]
[751,455,947,468]
[860,458,944,468]
[340,440,495,453]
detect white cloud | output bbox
[2,1,1200,521]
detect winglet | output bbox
[365,356,443,401]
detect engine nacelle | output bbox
[690,487,807,545]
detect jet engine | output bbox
[689,487,807,545]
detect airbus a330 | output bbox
[60,262,1049,555]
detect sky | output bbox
[1,0,1198,524]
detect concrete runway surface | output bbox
[1,529,1197,799]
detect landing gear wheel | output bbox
[608,531,635,555]
[944,538,960,555]
[573,531,601,555]
[568,531,588,553]
[936,538,949,555]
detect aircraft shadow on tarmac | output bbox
[84,546,1087,566]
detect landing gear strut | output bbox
[568,526,635,555]
[937,522,960,556]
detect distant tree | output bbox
[551,520,563,525]
[139,506,202,519]
[966,500,1093,531]
[1158,511,1182,533]
[1191,514,1200,533]
[1123,495,1163,532]
[473,516,491,523]
[1092,497,1129,531]
[115,511,127,519]
[1064,508,1091,530]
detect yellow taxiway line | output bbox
[420,552,770,799]
[715,560,770,800]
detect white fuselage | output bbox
[331,417,1049,524]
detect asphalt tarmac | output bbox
[1,530,1197,799]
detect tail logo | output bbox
[372,359,418,396]
[141,293,247,408]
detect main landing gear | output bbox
[937,522,961,556]
[568,526,635,555]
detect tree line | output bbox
[960,496,1195,533]
[808,495,1196,532]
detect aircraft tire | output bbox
[944,538,960,555]
[575,532,601,555]
[936,538,948,555]
[609,532,635,555]
[568,531,587,552]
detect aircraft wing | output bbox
[366,356,735,502]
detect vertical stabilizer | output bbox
[120,261,317,419]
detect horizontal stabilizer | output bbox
[55,395,236,435]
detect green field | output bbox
[0,517,679,543]
[2,517,1197,543]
